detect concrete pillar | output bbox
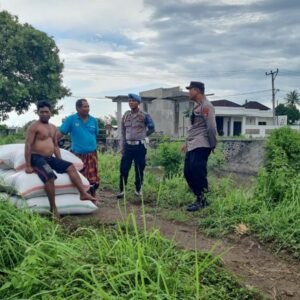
[230,117,234,136]
[174,101,179,137]
[117,101,122,138]
[242,116,246,135]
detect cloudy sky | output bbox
[1,0,300,126]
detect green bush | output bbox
[156,142,184,177]
[264,126,300,172]
[255,127,300,204]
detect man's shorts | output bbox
[31,154,72,183]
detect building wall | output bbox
[178,101,191,137]
[141,87,188,137]
[147,100,175,136]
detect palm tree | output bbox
[285,90,300,107]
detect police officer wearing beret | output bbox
[117,93,155,199]
[182,81,217,211]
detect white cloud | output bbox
[1,0,300,126]
[1,0,148,33]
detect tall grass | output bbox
[0,199,259,299]
[100,130,300,259]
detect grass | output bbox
[99,147,300,259]
[0,133,25,145]
[197,178,300,259]
[0,199,261,299]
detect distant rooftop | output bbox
[211,99,242,108]
[242,101,270,110]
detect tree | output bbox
[275,103,300,124]
[285,90,300,107]
[0,11,71,121]
[109,115,117,126]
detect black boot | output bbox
[199,196,209,208]
[186,196,209,212]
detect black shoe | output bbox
[116,191,124,199]
[186,202,201,212]
[199,199,209,208]
[186,199,209,212]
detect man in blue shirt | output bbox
[57,99,100,197]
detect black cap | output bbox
[186,81,205,93]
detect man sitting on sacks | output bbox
[25,100,96,219]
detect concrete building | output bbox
[211,99,273,136]
[107,87,277,138]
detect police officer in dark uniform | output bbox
[182,81,217,211]
[117,93,155,199]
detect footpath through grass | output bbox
[100,128,300,259]
[0,199,260,299]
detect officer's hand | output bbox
[181,143,187,153]
[211,147,215,154]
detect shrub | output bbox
[156,142,184,177]
[255,127,300,204]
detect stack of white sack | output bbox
[0,144,98,215]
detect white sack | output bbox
[3,170,90,199]
[0,144,84,171]
[27,194,98,215]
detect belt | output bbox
[126,140,145,145]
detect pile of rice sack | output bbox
[0,144,97,215]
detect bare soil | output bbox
[64,189,300,300]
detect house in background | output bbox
[107,87,278,137]
[211,99,273,136]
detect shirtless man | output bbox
[25,100,96,219]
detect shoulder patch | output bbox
[203,106,210,117]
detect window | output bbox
[258,121,266,125]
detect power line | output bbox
[65,89,273,102]
[211,89,272,98]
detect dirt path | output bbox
[70,190,300,300]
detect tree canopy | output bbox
[285,90,300,107]
[275,103,300,124]
[0,11,71,121]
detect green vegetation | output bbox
[0,11,70,121]
[0,199,259,299]
[0,133,25,145]
[100,129,300,258]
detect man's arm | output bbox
[53,126,62,159]
[57,116,71,141]
[144,113,155,136]
[56,130,64,141]
[203,105,217,150]
[24,124,36,173]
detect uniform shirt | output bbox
[121,109,155,143]
[186,97,217,152]
[59,113,99,154]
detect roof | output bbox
[211,100,242,108]
[242,101,270,110]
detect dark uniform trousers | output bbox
[119,143,147,192]
[184,147,211,197]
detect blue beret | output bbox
[128,93,141,103]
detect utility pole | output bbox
[265,68,279,125]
